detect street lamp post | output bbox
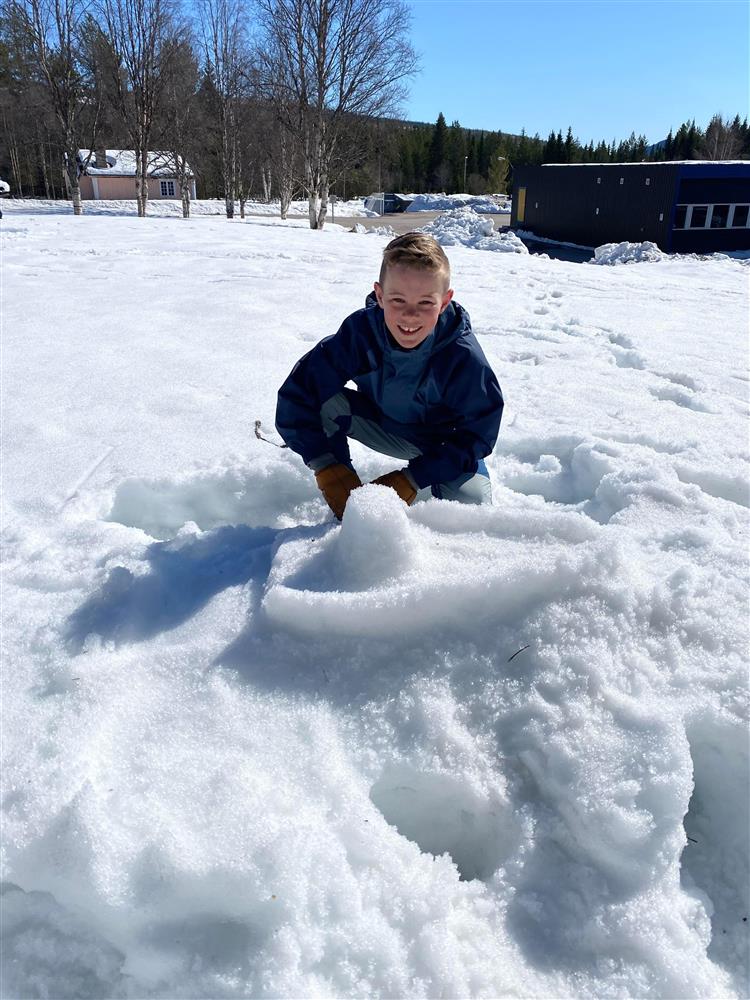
[497,155,512,194]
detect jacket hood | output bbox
[364,290,469,354]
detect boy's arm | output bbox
[407,353,504,489]
[275,314,365,469]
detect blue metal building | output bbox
[511,162,750,253]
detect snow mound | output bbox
[407,193,509,214]
[420,208,528,253]
[591,241,666,265]
[351,223,398,236]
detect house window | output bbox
[731,205,749,227]
[160,180,175,197]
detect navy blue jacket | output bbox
[276,294,503,489]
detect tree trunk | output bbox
[39,135,51,199]
[317,176,329,229]
[64,144,83,214]
[261,163,271,202]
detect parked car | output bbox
[364,192,413,215]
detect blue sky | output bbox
[403,0,749,144]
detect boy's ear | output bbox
[439,288,454,313]
[373,281,384,308]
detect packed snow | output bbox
[420,207,528,253]
[592,241,667,265]
[407,193,511,214]
[1,203,749,1000]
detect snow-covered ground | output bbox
[1,204,748,999]
[3,196,377,219]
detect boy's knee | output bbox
[320,392,352,435]
[436,470,493,505]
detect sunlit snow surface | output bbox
[1,206,748,999]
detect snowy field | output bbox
[2,197,376,219]
[2,192,510,221]
[1,205,749,999]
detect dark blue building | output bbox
[511,161,750,253]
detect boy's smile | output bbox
[374,264,454,350]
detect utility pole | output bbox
[463,155,468,191]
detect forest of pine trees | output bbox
[369,112,750,199]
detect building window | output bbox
[595,207,600,215]
[674,203,750,230]
[710,205,730,228]
[646,178,651,186]
[597,177,601,184]
[659,212,664,221]
[160,180,175,197]
[619,177,624,185]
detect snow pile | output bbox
[351,223,398,236]
[407,193,510,214]
[1,207,748,999]
[420,207,528,253]
[592,240,666,265]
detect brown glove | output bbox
[315,463,362,520]
[371,469,417,506]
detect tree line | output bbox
[1,0,418,226]
[1,0,747,227]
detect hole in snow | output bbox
[370,766,521,882]
[681,715,750,995]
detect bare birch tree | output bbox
[100,0,176,216]
[5,0,101,212]
[701,114,743,161]
[159,31,200,216]
[197,0,250,218]
[256,0,417,229]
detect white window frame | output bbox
[686,205,710,229]
[729,204,750,228]
[160,180,175,197]
[674,203,750,230]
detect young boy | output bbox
[276,232,504,520]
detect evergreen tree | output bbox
[428,111,447,190]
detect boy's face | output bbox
[374,264,453,350]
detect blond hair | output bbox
[379,232,451,288]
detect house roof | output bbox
[78,150,194,178]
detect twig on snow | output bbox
[508,644,531,663]
[255,420,288,449]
